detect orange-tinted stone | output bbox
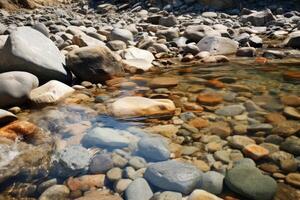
[265,113,286,124]
[283,71,300,82]
[197,93,223,105]
[67,174,105,191]
[205,79,225,88]
[188,118,209,129]
[243,144,269,160]
[0,120,37,140]
[183,102,204,112]
[281,95,300,107]
[255,57,268,64]
[105,77,127,87]
[148,77,179,88]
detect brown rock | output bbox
[283,71,300,82]
[197,93,223,106]
[243,144,269,160]
[283,107,300,119]
[210,122,231,139]
[286,173,300,188]
[0,120,37,140]
[188,118,209,129]
[66,174,105,191]
[272,121,300,137]
[205,79,225,89]
[265,113,286,124]
[148,77,179,88]
[184,102,204,112]
[281,95,300,107]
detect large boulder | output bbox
[144,160,203,194]
[110,96,176,118]
[197,36,238,55]
[66,46,124,83]
[0,27,68,82]
[241,9,276,26]
[225,164,277,200]
[0,71,39,108]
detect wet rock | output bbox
[249,35,263,48]
[197,36,238,55]
[228,135,256,150]
[114,179,132,193]
[243,144,269,160]
[152,191,182,200]
[280,136,300,156]
[66,46,124,83]
[285,173,300,188]
[75,190,122,200]
[149,77,178,88]
[188,118,209,129]
[89,153,114,174]
[145,124,178,138]
[0,120,38,140]
[283,107,300,119]
[0,71,39,108]
[125,178,153,200]
[215,105,245,116]
[29,80,74,104]
[128,156,147,169]
[39,185,70,200]
[280,95,300,107]
[225,165,277,200]
[0,27,67,82]
[51,145,91,178]
[107,167,122,182]
[37,179,57,194]
[188,189,222,200]
[137,137,170,162]
[236,47,256,57]
[241,9,276,26]
[66,174,105,191]
[144,160,203,194]
[0,109,17,126]
[110,96,175,118]
[269,151,297,172]
[81,127,134,149]
[272,121,300,137]
[122,47,154,71]
[200,171,224,195]
[197,93,223,105]
[284,31,300,49]
[110,28,134,43]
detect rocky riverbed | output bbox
[0,0,300,199]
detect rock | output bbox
[125,178,153,200]
[89,153,114,174]
[201,171,224,195]
[110,28,134,43]
[66,174,105,191]
[188,189,222,200]
[145,124,178,138]
[29,80,74,104]
[0,27,67,82]
[81,127,134,149]
[148,77,178,88]
[107,40,127,51]
[107,167,122,182]
[128,156,147,169]
[0,109,17,126]
[283,107,300,119]
[114,179,132,193]
[122,47,154,71]
[51,145,91,178]
[269,151,298,172]
[0,71,39,108]
[215,105,246,116]
[284,31,300,49]
[66,46,124,83]
[280,136,300,156]
[144,160,203,194]
[72,33,106,47]
[225,165,277,200]
[75,190,122,200]
[243,144,269,160]
[159,15,178,27]
[241,9,276,26]
[228,136,256,150]
[0,120,38,140]
[32,23,50,37]
[197,93,223,105]
[39,185,70,200]
[236,47,256,57]
[137,137,170,162]
[280,95,300,107]
[152,191,182,200]
[110,96,175,118]
[188,118,209,129]
[197,36,238,55]
[286,173,300,188]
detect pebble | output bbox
[125,178,153,200]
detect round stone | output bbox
[197,93,223,105]
[148,77,179,89]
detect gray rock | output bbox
[197,36,238,55]
[144,160,203,194]
[225,165,277,200]
[125,178,153,200]
[152,191,182,200]
[39,185,70,200]
[137,137,170,162]
[200,171,224,195]
[0,109,17,125]
[0,71,39,108]
[107,40,127,51]
[110,28,134,43]
[89,153,114,174]
[81,127,133,149]
[236,47,256,57]
[280,136,300,156]
[0,27,67,82]
[66,46,124,83]
[32,23,50,37]
[51,145,91,178]
[241,9,276,26]
[159,15,178,27]
[128,156,147,169]
[37,179,57,194]
[215,105,245,116]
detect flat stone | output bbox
[137,137,170,162]
[243,144,269,160]
[188,189,222,200]
[286,173,300,188]
[144,160,203,194]
[228,135,256,150]
[281,95,300,107]
[280,136,300,156]
[197,93,223,105]
[215,105,245,116]
[148,77,179,89]
[283,107,300,119]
